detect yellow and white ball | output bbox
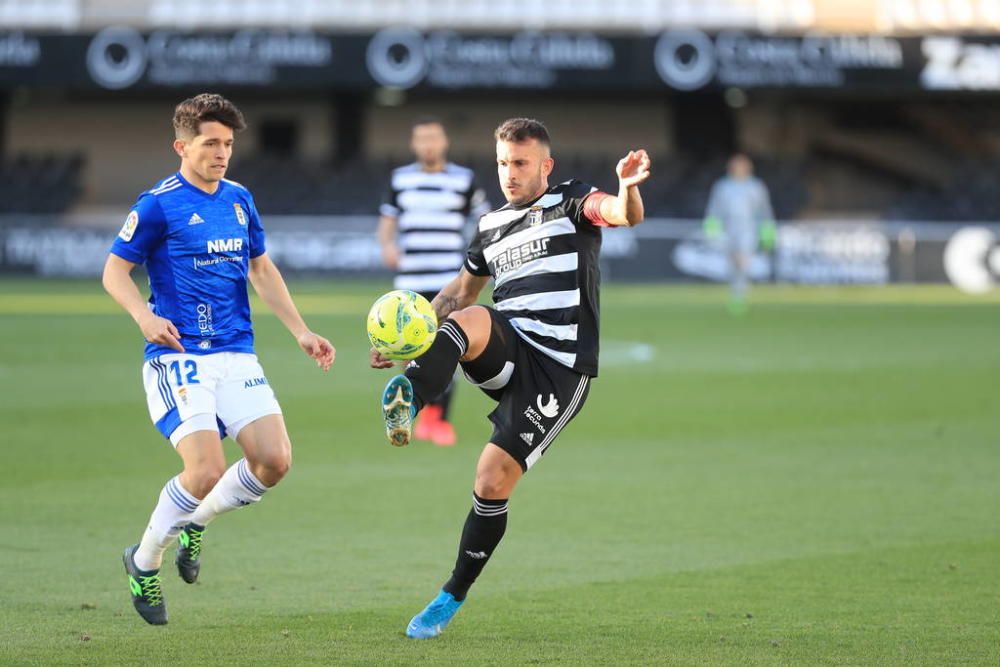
[366,290,438,360]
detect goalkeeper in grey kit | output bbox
[703,154,776,314]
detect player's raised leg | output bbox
[125,427,225,625]
[177,413,290,582]
[176,353,286,582]
[407,443,522,638]
[380,305,492,447]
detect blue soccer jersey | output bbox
[109,172,267,360]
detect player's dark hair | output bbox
[413,116,444,130]
[173,93,247,138]
[494,118,550,146]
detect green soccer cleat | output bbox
[122,544,167,625]
[382,374,417,447]
[176,523,205,584]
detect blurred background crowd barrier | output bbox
[1,0,998,291]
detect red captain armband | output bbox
[582,191,613,227]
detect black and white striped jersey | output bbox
[465,179,605,377]
[381,162,488,293]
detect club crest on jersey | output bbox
[118,211,138,242]
[528,205,544,226]
[233,203,247,226]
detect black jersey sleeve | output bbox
[463,227,491,277]
[379,179,400,218]
[559,180,600,226]
[467,178,491,219]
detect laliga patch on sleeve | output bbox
[119,210,139,241]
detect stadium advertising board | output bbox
[3,28,1000,92]
[0,218,985,289]
[652,30,907,91]
[920,36,1000,90]
[365,28,622,89]
[670,224,891,284]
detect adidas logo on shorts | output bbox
[519,432,534,446]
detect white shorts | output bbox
[142,352,282,447]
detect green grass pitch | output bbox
[0,279,998,665]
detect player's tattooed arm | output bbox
[431,268,490,323]
[432,293,462,322]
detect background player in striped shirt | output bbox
[102,94,334,625]
[372,118,650,638]
[377,118,488,445]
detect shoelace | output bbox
[185,529,204,561]
[140,574,163,606]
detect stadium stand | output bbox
[888,159,1000,222]
[0,145,990,223]
[0,153,84,214]
[225,152,810,220]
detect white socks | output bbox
[133,461,269,571]
[189,459,268,527]
[134,476,200,571]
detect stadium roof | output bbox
[2,0,1000,34]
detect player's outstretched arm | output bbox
[598,149,651,227]
[249,252,335,371]
[377,214,401,270]
[102,253,185,352]
[431,268,490,323]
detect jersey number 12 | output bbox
[169,360,200,385]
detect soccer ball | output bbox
[366,290,438,360]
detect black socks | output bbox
[442,493,509,601]
[405,319,468,412]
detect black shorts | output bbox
[460,307,592,472]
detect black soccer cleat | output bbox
[122,544,167,625]
[176,523,205,584]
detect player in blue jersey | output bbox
[102,94,335,625]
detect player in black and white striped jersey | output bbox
[377,118,489,446]
[372,118,651,638]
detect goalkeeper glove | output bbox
[703,216,722,240]
[759,221,776,251]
